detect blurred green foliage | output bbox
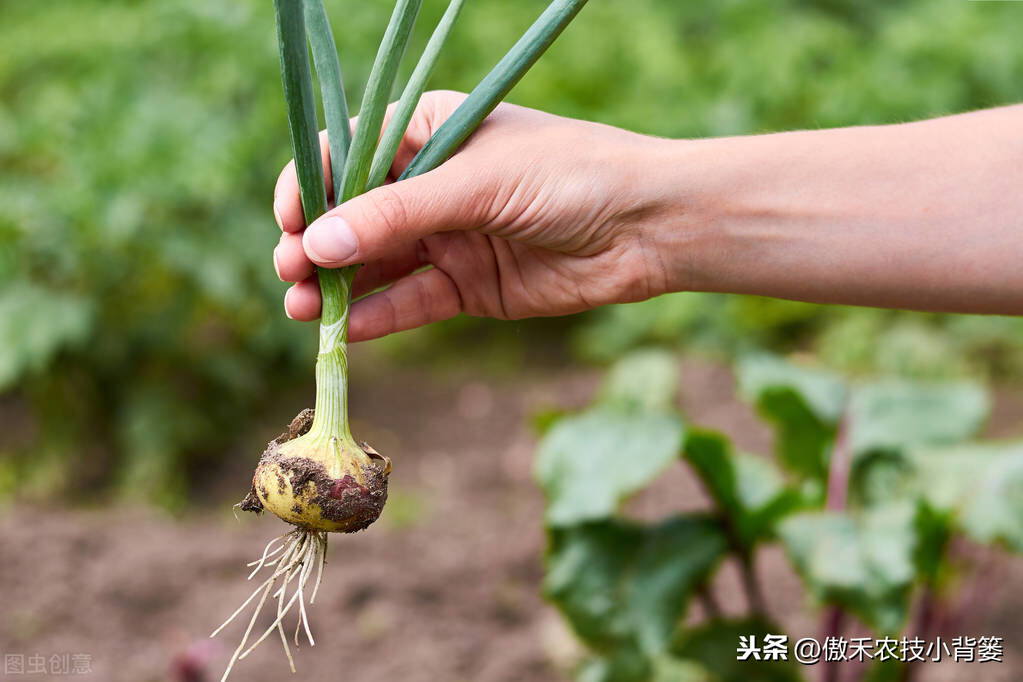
[537,350,1021,681]
[2,0,1022,503]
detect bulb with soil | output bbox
[242,266,390,532]
[245,408,390,533]
[214,268,389,681]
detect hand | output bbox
[272,90,672,341]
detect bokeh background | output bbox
[1,1,1021,681]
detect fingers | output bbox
[282,267,462,341]
[272,91,467,233]
[302,163,489,269]
[276,227,426,299]
[349,268,462,342]
[275,91,474,330]
[272,102,398,233]
[283,276,322,321]
[351,240,428,298]
[274,129,334,233]
[274,232,315,282]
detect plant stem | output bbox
[948,541,1004,634]
[309,267,356,441]
[819,607,845,682]
[280,0,588,443]
[274,0,352,441]
[697,582,722,620]
[738,551,767,617]
[314,0,425,420]
[366,0,466,190]
[274,0,327,227]
[902,587,941,682]
[825,413,852,510]
[820,410,852,682]
[400,0,589,180]
[340,0,423,202]
[302,0,352,204]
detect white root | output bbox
[274,558,296,674]
[246,533,289,577]
[212,528,328,681]
[310,532,327,605]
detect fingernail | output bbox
[273,245,283,280]
[273,200,284,229]
[305,216,358,264]
[283,288,295,319]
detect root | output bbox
[212,528,328,681]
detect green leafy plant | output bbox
[211,0,589,678]
[5,0,1023,509]
[536,349,1020,681]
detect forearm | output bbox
[645,105,1023,314]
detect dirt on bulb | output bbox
[240,409,389,533]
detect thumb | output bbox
[302,166,485,267]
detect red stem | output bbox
[819,411,852,682]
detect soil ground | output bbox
[1,356,1020,682]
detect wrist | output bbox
[630,131,818,300]
[616,134,726,298]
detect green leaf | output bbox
[400,0,589,180]
[848,379,989,457]
[340,0,423,201]
[535,408,685,526]
[628,517,731,654]
[909,442,1023,553]
[367,0,465,191]
[546,521,640,651]
[532,407,569,436]
[912,500,952,584]
[597,348,680,412]
[861,658,907,682]
[738,354,847,424]
[848,450,915,508]
[302,0,352,202]
[961,451,1023,552]
[777,504,918,632]
[671,618,804,682]
[650,657,716,682]
[736,354,846,481]
[273,0,327,225]
[683,430,802,550]
[581,653,731,682]
[577,648,650,682]
[0,284,93,391]
[544,517,727,660]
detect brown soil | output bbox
[248,408,389,533]
[0,356,1020,682]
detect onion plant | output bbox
[211,0,588,679]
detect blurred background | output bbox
[0,0,1021,681]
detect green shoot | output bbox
[339,0,423,203]
[366,0,466,191]
[400,0,589,180]
[217,2,590,679]
[302,0,352,204]
[274,0,328,226]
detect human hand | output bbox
[272,90,674,341]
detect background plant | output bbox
[2,0,1023,507]
[536,349,1021,681]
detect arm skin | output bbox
[272,91,1023,340]
[659,103,1023,314]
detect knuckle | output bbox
[412,276,432,318]
[380,288,400,336]
[364,185,411,242]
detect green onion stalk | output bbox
[212,0,588,679]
